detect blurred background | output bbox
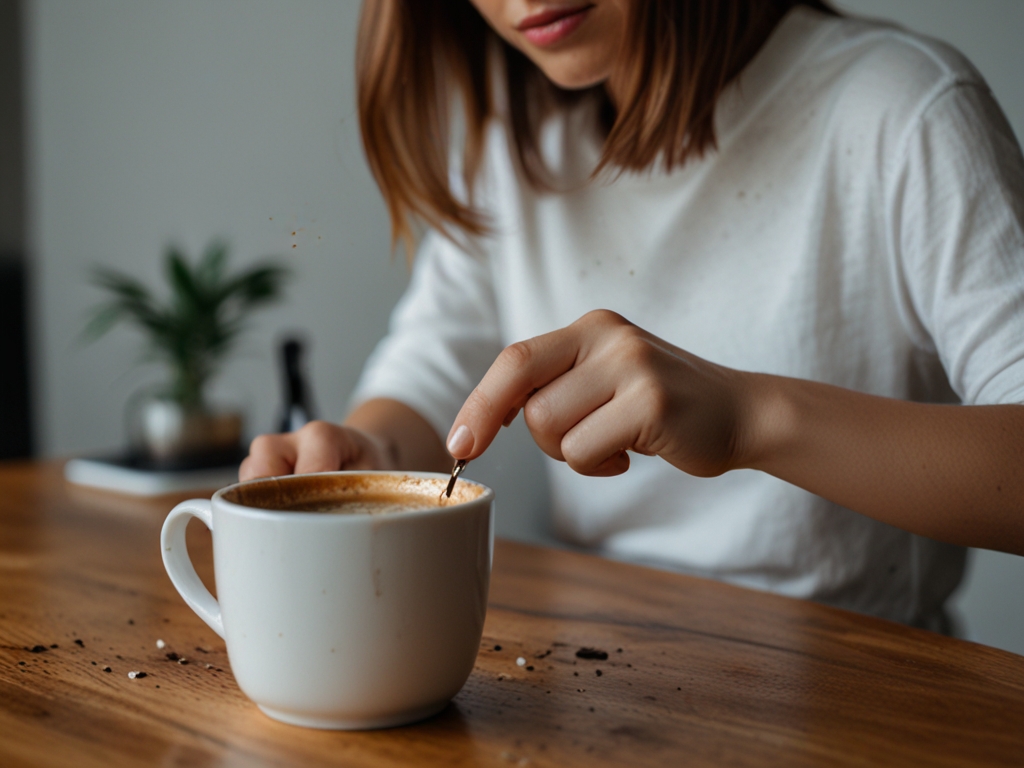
[1,1,1021,654]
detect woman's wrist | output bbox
[729,371,799,474]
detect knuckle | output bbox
[559,438,591,475]
[237,457,255,480]
[580,308,621,326]
[639,374,673,423]
[523,393,556,434]
[248,433,276,455]
[299,420,335,441]
[499,341,533,373]
[620,331,655,366]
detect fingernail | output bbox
[447,425,473,457]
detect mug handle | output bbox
[161,499,224,639]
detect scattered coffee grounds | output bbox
[74,639,85,648]
[50,644,58,649]
[576,647,608,660]
[91,661,96,666]
[534,650,551,659]
[596,670,602,677]
[27,645,47,653]
[493,645,502,651]
[194,647,210,654]
[574,672,578,676]
[526,666,534,671]
[128,619,134,625]
[589,707,595,712]
[165,652,181,662]
[617,648,623,653]
[103,667,112,673]
[17,661,25,666]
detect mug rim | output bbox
[211,469,494,523]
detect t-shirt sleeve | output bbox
[893,81,1024,405]
[349,230,504,439]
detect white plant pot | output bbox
[128,392,243,467]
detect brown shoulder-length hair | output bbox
[357,0,834,248]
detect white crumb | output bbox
[128,671,139,679]
[516,657,526,667]
[155,639,165,649]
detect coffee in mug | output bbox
[160,471,494,729]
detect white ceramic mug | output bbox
[160,471,494,729]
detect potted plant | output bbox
[85,241,290,468]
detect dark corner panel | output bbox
[0,255,32,459]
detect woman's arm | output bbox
[444,309,1024,556]
[239,398,451,480]
[744,375,1024,555]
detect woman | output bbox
[243,1,1024,629]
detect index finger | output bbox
[446,325,583,460]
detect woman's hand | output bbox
[239,398,453,481]
[446,309,1024,555]
[445,309,757,477]
[239,421,396,481]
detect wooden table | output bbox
[1,462,1022,767]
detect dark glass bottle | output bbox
[278,337,315,433]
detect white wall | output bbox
[24,0,553,543]
[25,1,1022,654]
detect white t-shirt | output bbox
[352,7,1024,628]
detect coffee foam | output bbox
[223,472,484,514]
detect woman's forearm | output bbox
[345,397,453,473]
[740,374,1024,555]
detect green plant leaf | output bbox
[221,263,291,307]
[198,241,228,290]
[80,303,128,343]
[85,241,290,407]
[168,246,207,311]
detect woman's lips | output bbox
[516,4,594,47]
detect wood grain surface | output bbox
[1,461,1022,767]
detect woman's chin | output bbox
[536,63,609,92]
